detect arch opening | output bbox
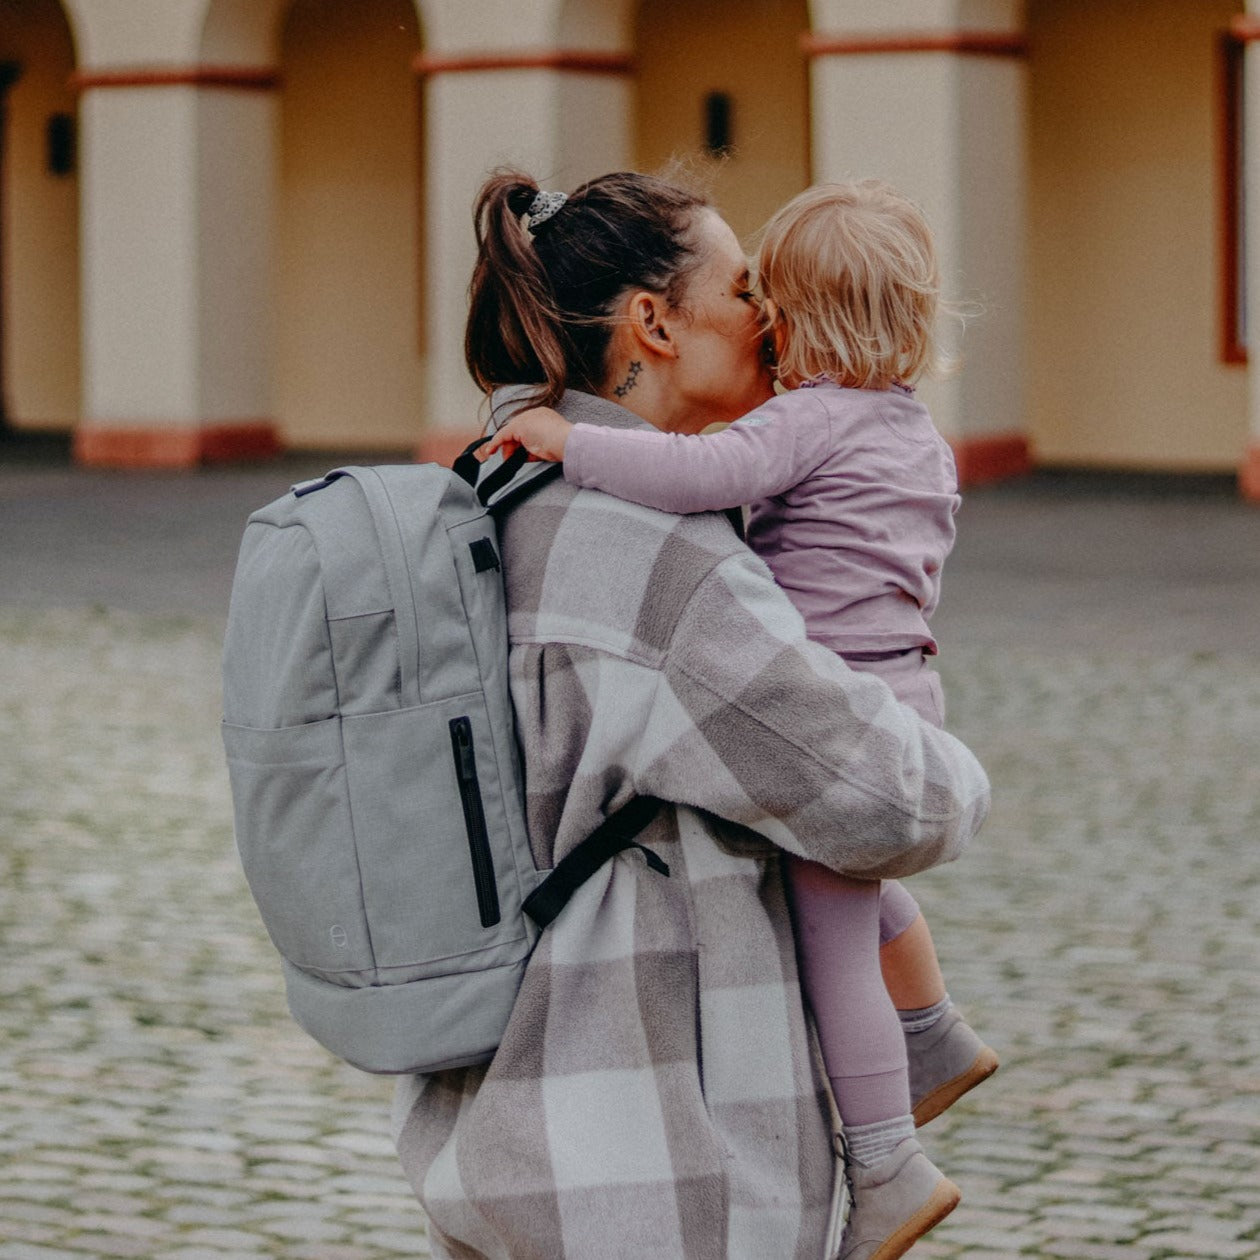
[275,0,425,450]
[0,0,80,435]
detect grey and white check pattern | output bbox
[393,390,990,1260]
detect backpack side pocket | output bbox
[222,717,377,985]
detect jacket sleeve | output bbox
[563,391,830,513]
[632,548,990,879]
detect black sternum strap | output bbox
[522,796,666,930]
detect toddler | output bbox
[481,179,997,1260]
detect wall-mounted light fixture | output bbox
[47,112,76,177]
[704,91,733,157]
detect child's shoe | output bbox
[906,1007,999,1127]
[839,1137,960,1260]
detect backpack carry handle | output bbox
[291,470,348,498]
[453,438,564,518]
[451,437,530,504]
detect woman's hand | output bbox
[477,407,573,463]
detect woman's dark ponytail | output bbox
[466,167,710,414]
[465,171,571,409]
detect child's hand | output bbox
[477,407,573,463]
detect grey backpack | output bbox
[221,449,661,1074]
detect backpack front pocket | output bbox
[338,695,527,974]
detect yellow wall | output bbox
[634,0,810,248]
[275,0,424,449]
[1027,0,1246,470]
[0,0,79,430]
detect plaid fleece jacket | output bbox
[392,391,990,1260]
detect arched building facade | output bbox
[2,0,1257,497]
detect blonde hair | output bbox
[756,180,952,390]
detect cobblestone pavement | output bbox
[2,457,1259,1258]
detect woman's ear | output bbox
[625,290,678,359]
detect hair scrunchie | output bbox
[524,190,568,231]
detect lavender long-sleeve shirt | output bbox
[562,381,960,654]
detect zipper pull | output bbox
[452,717,477,780]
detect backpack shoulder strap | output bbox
[522,797,665,929]
[487,461,563,518]
[453,439,658,930]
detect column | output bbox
[72,65,279,468]
[1240,9,1260,500]
[414,38,633,465]
[805,0,1029,485]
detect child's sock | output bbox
[898,994,952,1035]
[843,1114,916,1168]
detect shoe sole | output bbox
[864,1177,962,1260]
[912,1046,1000,1128]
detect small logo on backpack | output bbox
[330,924,348,948]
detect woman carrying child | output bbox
[481,178,998,1260]
[394,165,990,1260]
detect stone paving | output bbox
[2,456,1259,1258]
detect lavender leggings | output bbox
[786,649,942,1127]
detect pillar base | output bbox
[74,421,281,469]
[1241,444,1260,502]
[415,429,485,469]
[950,432,1032,486]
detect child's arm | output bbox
[479,394,827,512]
[568,392,828,514]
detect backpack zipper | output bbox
[449,717,501,928]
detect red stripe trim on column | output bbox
[802,31,1028,58]
[413,50,633,77]
[70,66,281,92]
[1241,445,1260,502]
[1229,15,1260,42]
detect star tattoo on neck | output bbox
[613,360,642,399]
